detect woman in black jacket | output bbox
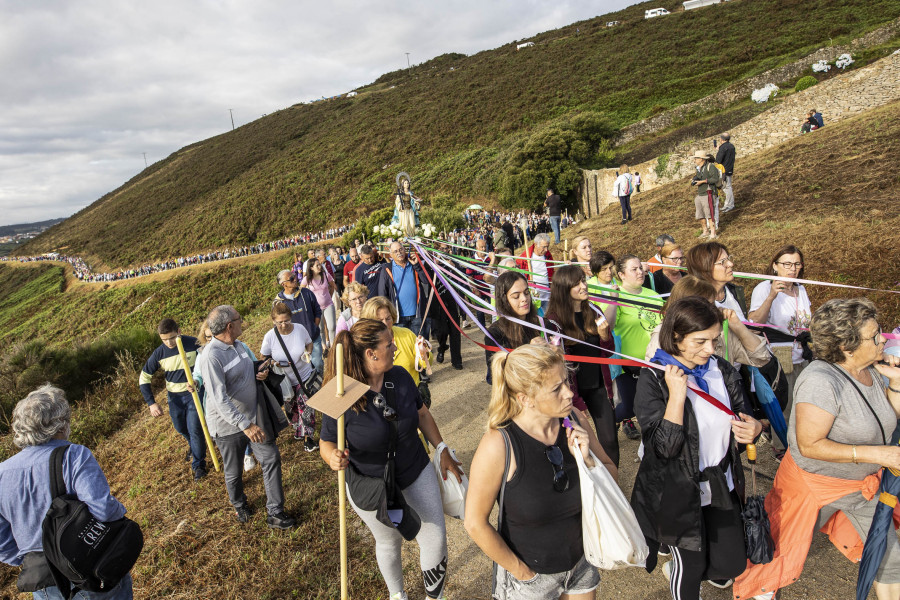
[630,297,762,600]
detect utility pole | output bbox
[405,53,410,68]
[229,109,235,130]
[142,153,147,168]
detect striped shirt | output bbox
[139,336,199,405]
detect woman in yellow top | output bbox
[361,296,432,385]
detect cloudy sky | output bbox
[0,0,636,226]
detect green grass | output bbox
[17,0,900,269]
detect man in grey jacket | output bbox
[200,305,295,528]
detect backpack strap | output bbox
[49,445,70,499]
[273,327,305,390]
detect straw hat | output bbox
[692,150,711,160]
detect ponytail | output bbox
[323,319,389,412]
[486,344,568,430]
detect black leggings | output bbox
[581,386,619,467]
[619,195,632,220]
[667,500,747,600]
[614,367,640,422]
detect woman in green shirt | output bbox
[605,254,664,438]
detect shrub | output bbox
[795,75,818,92]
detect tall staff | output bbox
[175,336,220,472]
[308,342,368,599]
[336,346,348,600]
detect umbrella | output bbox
[467,204,484,210]
[749,365,788,447]
[742,443,774,564]
[857,465,900,600]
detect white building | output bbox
[606,20,620,27]
[684,0,721,10]
[645,8,670,18]
[516,42,535,50]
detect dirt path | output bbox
[407,336,873,600]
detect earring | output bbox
[848,352,853,357]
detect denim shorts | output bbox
[493,555,599,599]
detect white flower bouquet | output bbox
[835,53,854,69]
[812,59,832,73]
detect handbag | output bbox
[431,445,468,520]
[273,327,318,439]
[571,436,648,570]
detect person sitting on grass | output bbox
[140,317,208,481]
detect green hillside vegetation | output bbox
[18,0,900,269]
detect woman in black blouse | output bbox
[484,271,542,384]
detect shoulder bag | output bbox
[273,327,319,439]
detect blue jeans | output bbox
[549,215,561,243]
[34,574,133,599]
[397,315,423,336]
[168,392,206,471]
[310,335,324,375]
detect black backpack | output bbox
[42,445,144,599]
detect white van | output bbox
[645,8,670,18]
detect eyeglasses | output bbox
[371,392,397,422]
[869,326,884,346]
[714,255,735,267]
[274,320,291,326]
[545,445,569,493]
[776,261,803,269]
[665,256,685,263]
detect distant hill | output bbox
[16,0,900,269]
[0,217,65,237]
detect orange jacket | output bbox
[733,450,900,599]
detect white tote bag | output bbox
[573,439,649,570]
[432,446,469,520]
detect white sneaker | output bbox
[389,592,408,600]
[662,560,672,583]
[243,454,257,471]
[707,578,733,588]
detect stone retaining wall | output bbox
[578,46,900,217]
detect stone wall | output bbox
[579,47,900,215]
[615,17,900,146]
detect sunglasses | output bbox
[371,391,397,422]
[545,445,569,493]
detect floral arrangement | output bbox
[372,222,437,240]
[751,83,779,103]
[812,59,832,73]
[835,53,854,69]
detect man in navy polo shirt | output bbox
[376,241,430,336]
[354,244,386,290]
[274,269,323,374]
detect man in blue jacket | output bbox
[275,269,323,374]
[375,241,431,336]
[140,318,208,480]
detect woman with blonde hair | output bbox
[466,344,615,599]
[568,235,593,278]
[336,281,368,334]
[361,296,431,386]
[319,319,462,600]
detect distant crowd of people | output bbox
[0,223,356,283]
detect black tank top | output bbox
[500,421,583,574]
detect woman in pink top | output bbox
[301,258,336,350]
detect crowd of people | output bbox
[4,212,900,600]
[0,223,356,283]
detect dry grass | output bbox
[563,100,900,325]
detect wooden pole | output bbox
[175,337,220,472]
[336,344,349,600]
[564,238,568,258]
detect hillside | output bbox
[2,100,899,599]
[17,0,900,269]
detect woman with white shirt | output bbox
[261,301,316,451]
[686,241,747,321]
[749,245,812,402]
[631,297,762,600]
